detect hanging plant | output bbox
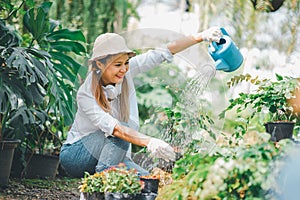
[251,0,285,12]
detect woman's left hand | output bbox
[147,138,176,162]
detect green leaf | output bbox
[8,106,35,125]
[23,2,52,43]
[47,29,86,42]
[50,51,82,80]
[49,41,86,55]
[0,20,20,47]
[275,73,283,81]
[48,77,75,125]
[39,1,52,15]
[269,105,277,113]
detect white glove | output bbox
[198,26,222,42]
[147,138,176,162]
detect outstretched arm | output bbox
[113,124,175,162]
[113,124,150,147]
[167,26,222,54]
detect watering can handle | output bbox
[220,27,229,36]
[211,28,229,51]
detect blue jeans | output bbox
[59,130,149,178]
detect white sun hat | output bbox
[89,33,135,64]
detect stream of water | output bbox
[134,64,219,172]
[178,64,217,153]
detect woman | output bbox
[59,27,222,178]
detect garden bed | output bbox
[0,177,81,200]
[0,167,172,200]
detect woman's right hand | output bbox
[194,26,222,43]
[147,138,176,162]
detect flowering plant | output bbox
[157,133,294,200]
[79,171,105,194]
[139,174,160,179]
[79,163,143,194]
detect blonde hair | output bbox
[90,55,130,122]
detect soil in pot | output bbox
[264,121,295,142]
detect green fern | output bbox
[226,73,264,88]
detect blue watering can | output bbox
[208,28,243,72]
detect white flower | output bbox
[218,168,228,179]
[211,175,224,186]
[215,157,226,167]
[223,160,235,171]
[219,183,227,191]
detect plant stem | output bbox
[4,0,26,21]
[29,39,35,48]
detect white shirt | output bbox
[65,47,173,144]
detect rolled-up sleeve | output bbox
[76,74,119,136]
[129,47,173,77]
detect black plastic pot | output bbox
[140,178,159,194]
[138,193,157,200]
[82,192,105,200]
[264,121,295,142]
[104,192,157,200]
[251,0,285,12]
[104,192,139,200]
[0,140,20,187]
[23,153,60,179]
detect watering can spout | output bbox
[208,27,243,72]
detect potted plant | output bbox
[79,171,106,200]
[0,11,48,186]
[80,163,145,200]
[20,2,86,179]
[250,0,285,12]
[19,109,63,179]
[1,1,86,179]
[219,73,300,142]
[139,174,160,194]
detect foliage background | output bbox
[1,0,300,199]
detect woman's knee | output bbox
[95,162,110,173]
[59,143,98,178]
[107,136,130,151]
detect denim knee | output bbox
[95,162,110,173]
[60,143,97,178]
[107,136,130,151]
